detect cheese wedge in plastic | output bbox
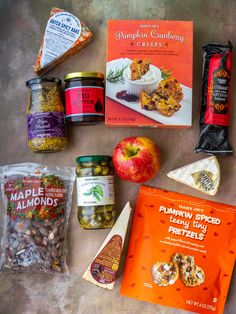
[83,202,132,290]
[167,156,220,195]
[34,7,92,75]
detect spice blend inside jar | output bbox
[64,72,105,125]
[26,77,67,153]
[76,155,116,229]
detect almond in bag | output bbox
[120,186,236,314]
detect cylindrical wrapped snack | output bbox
[195,41,233,155]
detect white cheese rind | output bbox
[82,202,132,290]
[167,156,220,195]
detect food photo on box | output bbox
[105,20,193,128]
[0,1,236,314]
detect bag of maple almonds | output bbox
[120,186,236,314]
[0,163,75,274]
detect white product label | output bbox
[77,176,115,206]
[41,12,81,67]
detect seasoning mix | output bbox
[26,77,67,153]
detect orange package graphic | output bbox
[120,186,236,314]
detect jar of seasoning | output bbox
[76,155,116,229]
[64,72,105,125]
[26,77,67,153]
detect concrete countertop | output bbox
[0,0,236,313]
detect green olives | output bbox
[105,213,112,221]
[77,205,116,229]
[93,165,102,175]
[101,166,110,176]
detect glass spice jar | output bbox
[26,77,67,153]
[64,72,105,125]
[76,155,116,229]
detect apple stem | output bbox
[125,147,140,158]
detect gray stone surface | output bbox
[0,0,236,313]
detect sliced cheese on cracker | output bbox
[167,156,220,195]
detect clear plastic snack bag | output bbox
[0,163,75,274]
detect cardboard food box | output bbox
[105,20,193,128]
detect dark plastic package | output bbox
[195,41,233,155]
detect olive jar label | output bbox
[76,176,115,206]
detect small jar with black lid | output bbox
[64,72,105,125]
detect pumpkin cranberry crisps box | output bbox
[105,20,193,127]
[120,186,236,314]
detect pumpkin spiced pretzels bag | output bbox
[120,186,236,314]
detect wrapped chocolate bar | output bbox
[195,42,233,155]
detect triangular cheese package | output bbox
[83,202,132,290]
[167,156,220,195]
[34,7,92,75]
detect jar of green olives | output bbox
[76,155,116,229]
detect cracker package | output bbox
[120,186,236,314]
[105,20,193,128]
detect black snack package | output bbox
[195,41,233,155]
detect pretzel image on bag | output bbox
[152,252,205,288]
[120,186,236,314]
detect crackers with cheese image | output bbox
[152,253,205,288]
[172,253,205,287]
[152,261,179,286]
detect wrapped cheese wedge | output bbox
[167,156,220,195]
[34,7,92,75]
[83,202,132,290]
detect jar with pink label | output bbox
[64,72,105,125]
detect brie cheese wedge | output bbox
[167,156,220,195]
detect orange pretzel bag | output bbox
[120,186,236,314]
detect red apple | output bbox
[112,136,161,183]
